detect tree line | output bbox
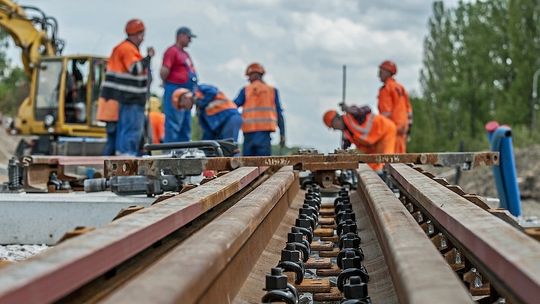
[409,0,540,152]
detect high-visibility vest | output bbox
[342,113,396,171]
[241,81,277,133]
[149,111,165,143]
[97,40,148,122]
[204,92,238,116]
[377,77,408,132]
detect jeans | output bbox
[201,113,242,142]
[116,103,145,156]
[102,121,117,156]
[243,131,272,156]
[163,82,193,142]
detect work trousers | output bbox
[201,114,242,142]
[243,131,272,156]
[116,103,145,156]
[395,134,407,153]
[163,82,192,143]
[102,121,117,156]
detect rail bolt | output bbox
[287,232,310,262]
[336,209,356,223]
[337,248,365,269]
[339,232,361,250]
[298,210,316,230]
[337,219,357,236]
[278,244,305,285]
[304,198,320,211]
[291,226,312,244]
[343,276,370,301]
[261,268,299,304]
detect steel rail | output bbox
[357,164,473,304]
[388,164,540,304]
[102,167,297,304]
[104,151,499,177]
[0,167,263,304]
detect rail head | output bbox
[357,164,473,304]
[388,163,540,304]
[0,167,263,304]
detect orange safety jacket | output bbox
[342,113,396,171]
[378,77,408,131]
[149,111,165,143]
[97,40,148,122]
[241,80,277,133]
[378,77,409,153]
[200,92,238,116]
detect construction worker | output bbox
[234,63,285,156]
[160,26,198,143]
[172,84,242,142]
[148,96,165,144]
[98,19,154,156]
[323,105,396,171]
[377,60,410,153]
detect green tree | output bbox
[415,0,540,151]
[0,29,29,116]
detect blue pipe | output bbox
[486,123,522,216]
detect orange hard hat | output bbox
[379,60,397,75]
[245,63,265,76]
[125,19,145,35]
[323,110,338,128]
[172,88,191,102]
[172,88,192,109]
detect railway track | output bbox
[0,152,538,303]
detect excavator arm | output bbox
[0,0,63,76]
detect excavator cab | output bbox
[13,55,108,155]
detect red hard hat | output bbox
[323,110,338,128]
[379,60,397,75]
[125,19,145,35]
[245,63,265,76]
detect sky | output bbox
[8,0,461,152]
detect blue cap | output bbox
[177,26,196,38]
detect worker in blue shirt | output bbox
[234,63,285,156]
[172,84,242,142]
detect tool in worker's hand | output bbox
[339,65,348,149]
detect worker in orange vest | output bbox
[148,96,165,144]
[377,60,411,153]
[234,63,285,156]
[323,105,396,171]
[97,19,154,155]
[172,84,242,141]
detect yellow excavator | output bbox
[0,0,107,155]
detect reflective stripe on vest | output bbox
[344,113,375,140]
[205,98,237,116]
[99,40,147,105]
[242,81,277,133]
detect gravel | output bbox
[0,244,48,262]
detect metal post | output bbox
[530,68,540,131]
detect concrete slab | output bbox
[0,192,155,245]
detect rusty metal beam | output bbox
[388,164,540,304]
[102,167,297,304]
[0,167,262,304]
[104,152,499,177]
[357,164,473,304]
